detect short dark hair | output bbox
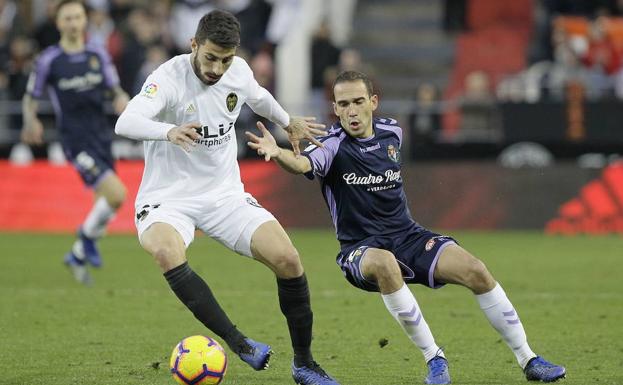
[195,10,241,48]
[334,70,374,96]
[56,0,87,18]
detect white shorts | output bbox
[135,192,276,257]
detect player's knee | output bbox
[271,246,303,278]
[107,185,127,209]
[148,244,185,271]
[465,257,495,293]
[365,250,401,280]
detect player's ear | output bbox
[190,38,198,53]
[370,94,379,111]
[332,101,338,116]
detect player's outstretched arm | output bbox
[111,86,130,115]
[284,116,327,156]
[246,122,312,175]
[21,94,44,145]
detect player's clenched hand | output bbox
[246,122,280,161]
[167,122,202,152]
[284,116,326,156]
[21,118,44,145]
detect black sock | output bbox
[277,274,314,367]
[164,262,248,354]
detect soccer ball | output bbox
[169,335,228,385]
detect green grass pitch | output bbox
[0,230,621,385]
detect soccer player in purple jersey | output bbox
[21,0,130,284]
[246,70,566,384]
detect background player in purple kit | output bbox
[21,0,129,284]
[246,70,566,384]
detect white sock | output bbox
[82,197,116,239]
[476,283,537,368]
[382,283,444,362]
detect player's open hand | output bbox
[246,122,281,161]
[167,122,202,152]
[284,116,326,156]
[21,118,44,145]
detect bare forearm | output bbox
[274,147,311,174]
[22,94,38,124]
[112,85,128,99]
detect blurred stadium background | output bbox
[1,2,622,384]
[1,0,623,235]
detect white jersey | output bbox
[116,55,289,208]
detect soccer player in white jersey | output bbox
[114,10,339,385]
[247,70,566,384]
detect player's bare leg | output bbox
[434,245,566,382]
[140,223,268,370]
[360,249,450,385]
[251,220,339,385]
[64,173,126,283]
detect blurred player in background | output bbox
[247,70,567,384]
[115,10,339,385]
[21,0,129,285]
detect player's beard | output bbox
[192,54,219,86]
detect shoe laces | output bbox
[300,361,330,379]
[428,357,448,377]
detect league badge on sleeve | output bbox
[226,92,238,112]
[142,82,159,98]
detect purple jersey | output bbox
[26,43,120,150]
[302,118,422,248]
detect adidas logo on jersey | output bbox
[185,103,196,114]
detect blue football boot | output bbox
[78,228,102,267]
[238,338,272,370]
[524,356,566,382]
[64,251,92,286]
[425,356,451,384]
[292,361,340,385]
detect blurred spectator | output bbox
[150,0,175,54]
[542,0,618,18]
[581,17,622,75]
[109,0,137,26]
[7,35,34,118]
[119,7,162,94]
[323,47,377,109]
[33,1,59,50]
[250,49,274,92]
[170,0,216,53]
[409,83,442,139]
[236,48,282,157]
[444,0,467,33]
[132,44,169,93]
[0,0,16,42]
[229,0,273,55]
[86,0,115,49]
[310,22,340,121]
[546,25,585,99]
[460,71,498,135]
[408,83,442,158]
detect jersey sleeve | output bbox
[26,49,59,99]
[301,133,343,179]
[126,70,177,119]
[375,118,403,148]
[243,60,290,128]
[114,70,178,141]
[91,45,120,88]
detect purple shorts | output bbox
[337,229,457,292]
